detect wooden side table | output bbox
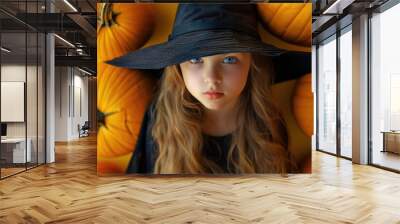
[381,131,400,154]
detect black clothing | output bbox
[126,103,157,173]
[202,134,233,173]
[126,104,233,174]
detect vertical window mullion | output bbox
[337,30,341,157]
[25,0,28,171]
[316,45,320,151]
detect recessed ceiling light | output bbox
[1,47,11,53]
[63,0,78,12]
[322,0,354,15]
[54,34,75,48]
[77,67,93,76]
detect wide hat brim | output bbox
[106,30,286,70]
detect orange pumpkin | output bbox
[257,3,312,46]
[97,3,155,62]
[301,156,312,173]
[98,153,133,174]
[97,62,155,158]
[292,73,313,137]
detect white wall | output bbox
[54,66,89,141]
[1,65,26,138]
[1,63,46,164]
[55,66,69,141]
[1,65,38,137]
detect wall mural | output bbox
[97,3,312,175]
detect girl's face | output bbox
[180,53,251,111]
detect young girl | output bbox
[108,4,309,174]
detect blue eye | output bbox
[189,57,203,64]
[223,56,238,64]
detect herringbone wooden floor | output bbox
[0,135,399,224]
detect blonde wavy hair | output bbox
[152,54,292,174]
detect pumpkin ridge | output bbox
[101,135,125,157]
[105,70,138,106]
[116,73,146,92]
[121,111,136,136]
[106,31,120,60]
[97,35,106,62]
[98,67,114,109]
[109,86,151,110]
[265,4,280,20]
[101,82,119,110]
[290,5,310,43]
[100,68,116,108]
[105,122,137,149]
[269,5,282,27]
[106,127,135,150]
[102,31,116,61]
[116,25,146,49]
[107,68,128,98]
[107,67,134,95]
[107,78,151,111]
[98,129,115,157]
[282,5,304,40]
[269,5,287,36]
[123,113,142,138]
[294,5,311,44]
[97,131,107,155]
[99,64,113,92]
[114,28,137,57]
[97,72,108,109]
[112,28,135,50]
[108,28,127,59]
[97,34,105,61]
[124,118,143,135]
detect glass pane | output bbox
[371,3,400,171]
[340,29,352,158]
[1,0,46,178]
[1,30,27,177]
[318,36,337,154]
[38,32,45,165]
[27,31,38,169]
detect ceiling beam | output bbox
[67,13,96,39]
[55,55,96,68]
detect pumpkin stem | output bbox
[97,109,106,128]
[97,109,117,128]
[98,3,116,31]
[104,3,113,28]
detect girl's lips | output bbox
[203,91,224,100]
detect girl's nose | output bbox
[204,77,222,85]
[203,67,222,85]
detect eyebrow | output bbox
[214,53,240,58]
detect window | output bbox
[317,35,337,154]
[0,0,47,179]
[370,2,400,171]
[339,27,352,158]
